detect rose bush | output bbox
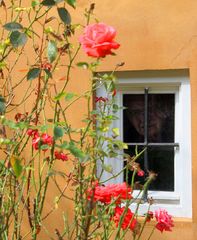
[0,1,174,239]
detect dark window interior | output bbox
[123,92,175,192]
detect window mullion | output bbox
[144,88,149,171]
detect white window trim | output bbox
[97,70,192,218]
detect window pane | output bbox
[148,147,174,191]
[148,94,175,143]
[123,94,144,143]
[124,146,174,192]
[123,93,175,143]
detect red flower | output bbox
[112,206,137,231]
[15,112,28,122]
[87,182,132,204]
[32,132,40,150]
[27,130,53,151]
[137,170,145,177]
[146,211,154,222]
[95,96,108,103]
[155,209,174,232]
[79,23,120,58]
[27,129,38,137]
[41,133,53,146]
[54,150,68,161]
[41,62,52,71]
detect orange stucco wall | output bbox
[76,1,197,239]
[6,1,197,239]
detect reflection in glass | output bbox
[124,146,174,192]
[123,94,144,143]
[148,94,174,143]
[123,93,175,192]
[123,94,175,143]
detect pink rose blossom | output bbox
[79,23,120,58]
[155,209,174,232]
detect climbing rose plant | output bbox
[0,1,174,239]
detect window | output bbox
[97,70,192,218]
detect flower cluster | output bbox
[87,182,132,204]
[112,206,137,231]
[155,209,174,232]
[87,182,138,232]
[27,129,53,151]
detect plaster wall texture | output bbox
[8,1,197,239]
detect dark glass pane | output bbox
[123,146,174,192]
[148,147,174,191]
[124,146,146,188]
[123,94,144,143]
[148,94,175,143]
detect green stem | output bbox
[147,226,156,240]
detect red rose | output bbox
[155,209,174,232]
[32,131,40,150]
[28,130,53,151]
[79,23,120,58]
[87,182,132,204]
[112,206,137,231]
[41,133,53,146]
[54,150,68,161]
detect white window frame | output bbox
[97,70,192,218]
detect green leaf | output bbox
[44,69,52,79]
[31,0,40,8]
[66,0,76,8]
[10,31,27,47]
[57,8,71,25]
[0,96,5,113]
[27,68,41,81]
[65,92,75,101]
[54,126,64,139]
[47,40,57,63]
[68,143,85,161]
[102,164,113,174]
[3,22,23,31]
[41,0,56,6]
[40,125,50,132]
[10,156,23,178]
[40,144,50,150]
[0,138,14,145]
[54,92,66,101]
[76,62,89,69]
[54,92,75,101]
[112,128,120,137]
